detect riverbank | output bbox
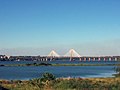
[0,77,120,90]
[0,62,120,67]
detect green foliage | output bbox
[114,66,120,77]
[0,85,9,90]
[1,73,120,90]
[53,79,94,90]
[29,78,44,89]
[27,72,56,89]
[41,72,56,82]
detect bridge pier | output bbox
[88,58,91,61]
[45,58,48,61]
[79,58,82,61]
[115,57,117,61]
[70,57,72,61]
[109,57,112,61]
[93,58,96,61]
[39,56,118,62]
[84,58,86,61]
[98,57,101,61]
[103,58,106,61]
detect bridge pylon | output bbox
[48,50,60,57]
[64,49,81,61]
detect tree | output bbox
[41,72,56,82]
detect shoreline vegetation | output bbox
[0,62,120,90]
[0,62,120,67]
[0,73,120,90]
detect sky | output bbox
[0,0,120,56]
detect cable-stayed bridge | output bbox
[64,49,81,57]
[48,49,81,57]
[45,49,118,61]
[0,49,118,61]
[48,50,60,57]
[47,49,81,61]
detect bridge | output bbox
[0,49,118,61]
[45,49,118,61]
[48,50,60,57]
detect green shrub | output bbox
[1,73,120,90]
[41,72,56,82]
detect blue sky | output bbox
[0,0,120,56]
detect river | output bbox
[0,60,118,80]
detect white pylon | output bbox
[64,49,81,57]
[48,50,60,57]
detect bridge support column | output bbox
[109,58,112,61]
[104,58,106,61]
[84,58,86,61]
[79,58,82,61]
[46,58,48,61]
[88,58,90,61]
[93,58,95,61]
[115,58,117,61]
[98,57,101,61]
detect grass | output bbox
[1,78,120,90]
[0,62,120,67]
[0,73,120,90]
